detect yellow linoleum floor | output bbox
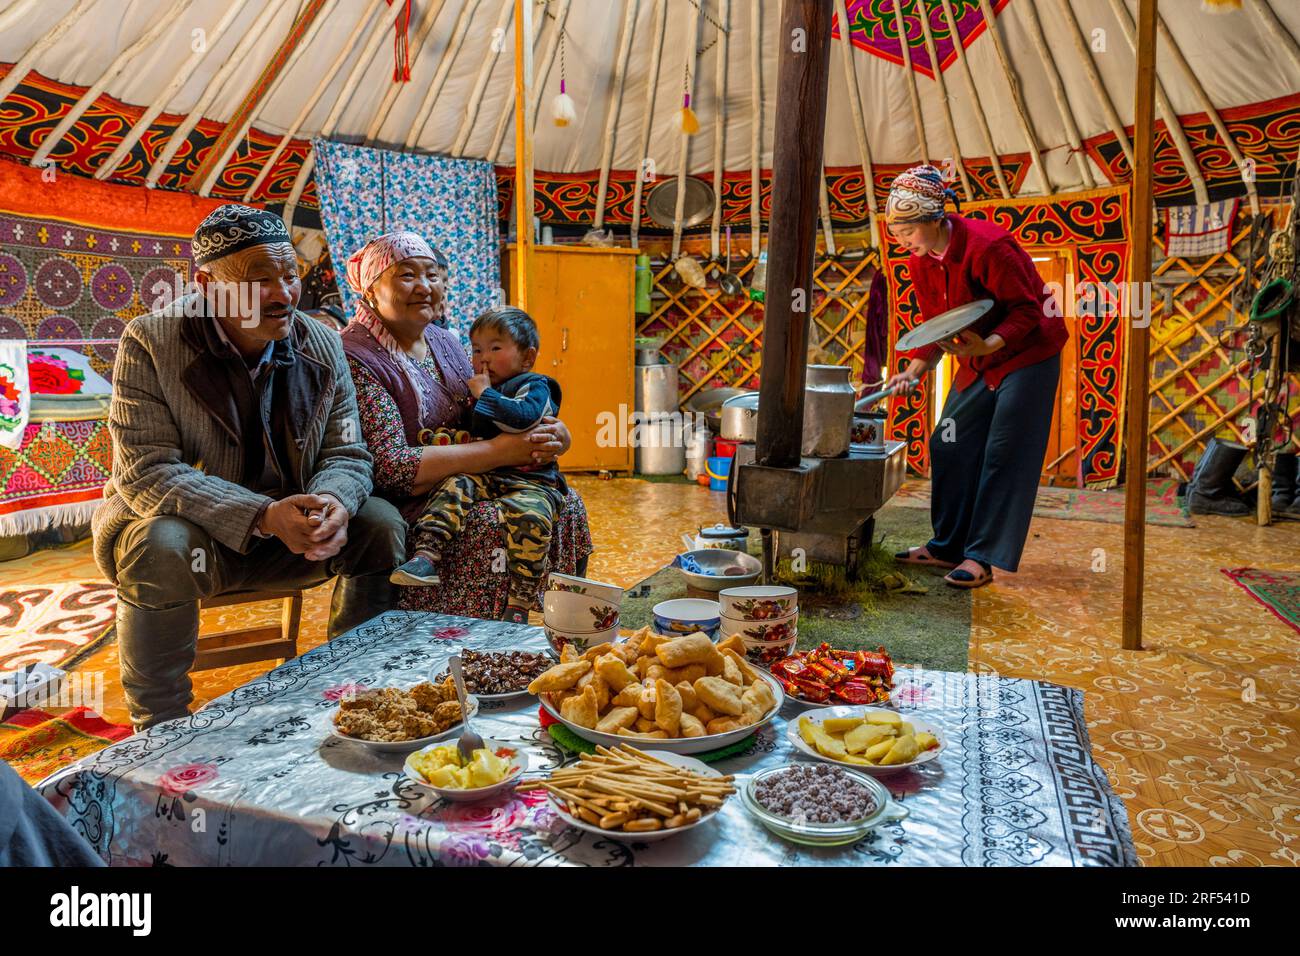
[4,475,1298,867]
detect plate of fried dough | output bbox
[529,627,784,755]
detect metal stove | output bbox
[727,439,909,582]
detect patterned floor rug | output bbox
[1221,567,1300,635]
[0,580,116,672]
[892,478,1195,527]
[0,706,132,784]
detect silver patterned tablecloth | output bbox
[37,611,1137,867]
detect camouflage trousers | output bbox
[415,471,565,606]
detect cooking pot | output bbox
[720,392,760,442]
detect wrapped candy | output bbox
[770,643,895,704]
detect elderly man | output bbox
[93,205,405,730]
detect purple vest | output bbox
[340,321,474,444]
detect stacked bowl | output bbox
[542,573,623,656]
[718,585,799,667]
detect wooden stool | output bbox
[194,589,303,671]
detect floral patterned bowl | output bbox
[543,622,620,657]
[738,633,798,669]
[546,573,624,606]
[718,585,798,621]
[720,609,798,643]
[403,737,527,803]
[543,589,620,634]
[651,598,721,640]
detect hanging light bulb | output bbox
[552,79,576,127]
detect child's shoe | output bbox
[390,554,440,587]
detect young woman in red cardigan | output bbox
[884,165,1067,589]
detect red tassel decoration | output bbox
[389,0,412,81]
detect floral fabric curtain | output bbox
[313,140,501,343]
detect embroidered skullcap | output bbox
[192,204,292,267]
[886,164,960,223]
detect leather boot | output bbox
[328,571,395,639]
[1272,452,1300,519]
[116,599,199,731]
[1187,438,1251,516]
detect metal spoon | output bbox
[447,654,483,763]
[854,378,921,413]
[719,225,744,296]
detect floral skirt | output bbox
[396,487,594,619]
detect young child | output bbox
[390,307,566,624]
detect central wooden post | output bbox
[754,0,834,468]
[512,0,535,310]
[1121,0,1158,651]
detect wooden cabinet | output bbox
[503,245,637,473]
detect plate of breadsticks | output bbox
[527,627,785,755]
[519,744,736,841]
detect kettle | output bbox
[681,524,750,552]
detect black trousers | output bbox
[926,353,1060,573]
[113,496,406,729]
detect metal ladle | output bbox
[719,225,744,296]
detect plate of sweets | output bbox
[769,643,894,706]
[431,648,555,702]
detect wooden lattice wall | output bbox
[1147,205,1300,481]
[635,237,882,407]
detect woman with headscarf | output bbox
[884,165,1067,589]
[340,232,593,618]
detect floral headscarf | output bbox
[886,164,960,223]
[345,231,448,422]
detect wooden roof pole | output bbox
[365,0,447,144]
[1122,0,1158,653]
[891,0,930,162]
[755,0,834,469]
[937,0,1008,198]
[488,0,561,162]
[709,0,732,261]
[145,0,291,188]
[593,0,639,231]
[1156,13,1259,214]
[0,0,95,104]
[915,0,972,199]
[406,0,484,149]
[530,0,572,135]
[96,0,252,181]
[283,0,411,217]
[0,0,40,36]
[452,0,516,156]
[241,0,383,201]
[671,2,702,260]
[513,0,535,311]
[630,0,668,250]
[31,0,191,167]
[191,0,329,193]
[1106,0,1208,205]
[977,0,1050,195]
[834,0,879,245]
[1249,0,1300,73]
[1054,0,1134,169]
[1018,0,1095,189]
[748,0,761,254]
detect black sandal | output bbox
[944,560,993,589]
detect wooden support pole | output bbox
[452,0,515,157]
[594,0,639,231]
[1019,0,1095,189]
[755,0,834,469]
[0,0,94,105]
[407,0,482,149]
[915,0,972,200]
[513,0,535,310]
[710,0,731,261]
[892,0,930,163]
[1122,0,1158,653]
[631,0,667,250]
[938,0,1008,198]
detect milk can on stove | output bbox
[801,364,855,457]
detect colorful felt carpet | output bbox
[891,478,1194,527]
[0,579,115,672]
[1221,568,1300,635]
[0,706,132,784]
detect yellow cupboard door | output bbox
[514,247,636,472]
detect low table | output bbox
[37,611,1137,866]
